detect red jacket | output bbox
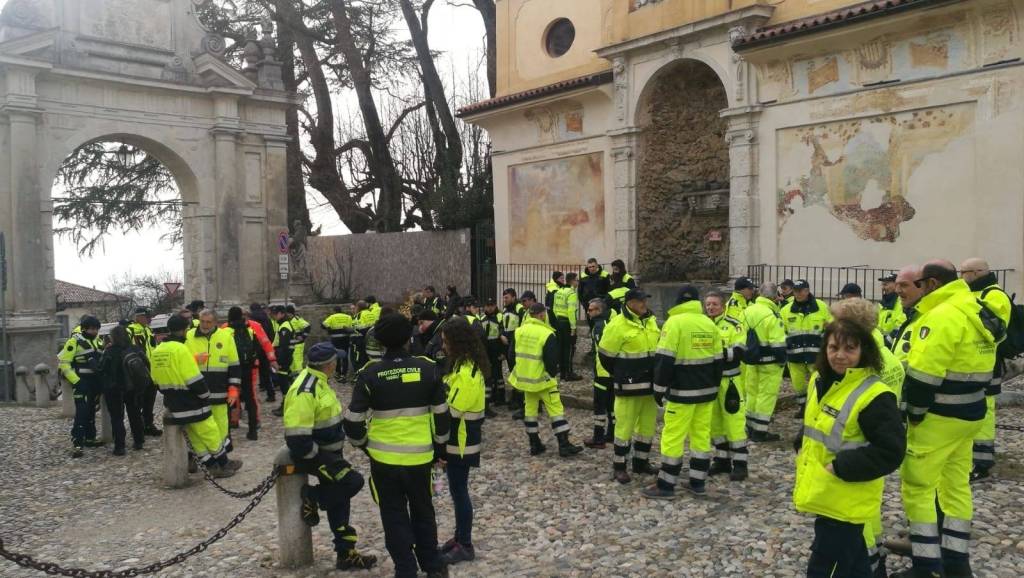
[220,320,277,364]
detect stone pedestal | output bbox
[274,446,313,568]
[60,380,74,417]
[163,423,190,489]
[5,315,60,404]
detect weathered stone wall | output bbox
[636,60,730,282]
[307,229,472,305]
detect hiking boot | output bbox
[132,441,145,451]
[143,425,163,437]
[641,484,676,500]
[225,459,243,472]
[207,464,236,478]
[246,430,258,441]
[556,433,582,457]
[632,459,659,476]
[112,446,126,456]
[440,538,458,554]
[442,543,475,565]
[613,470,631,485]
[750,431,781,442]
[529,434,546,456]
[889,569,942,578]
[83,439,105,448]
[944,561,974,578]
[730,462,749,482]
[687,483,707,496]
[565,373,584,382]
[426,567,450,578]
[72,445,84,459]
[583,437,607,450]
[708,458,732,477]
[300,485,320,526]
[336,550,378,571]
[970,467,991,483]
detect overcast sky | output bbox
[0,0,486,289]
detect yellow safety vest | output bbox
[150,339,211,424]
[509,317,557,392]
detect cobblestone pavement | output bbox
[2,376,1024,577]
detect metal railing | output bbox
[490,263,594,304]
[747,264,1015,303]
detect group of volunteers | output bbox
[55,253,1019,578]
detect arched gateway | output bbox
[0,0,291,377]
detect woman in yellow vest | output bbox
[438,318,489,565]
[793,318,905,577]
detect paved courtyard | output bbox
[2,378,1024,577]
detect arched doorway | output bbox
[51,138,189,336]
[635,59,730,283]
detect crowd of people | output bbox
[54,255,1019,578]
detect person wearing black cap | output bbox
[411,310,446,363]
[343,313,450,578]
[598,288,661,482]
[642,286,723,499]
[127,307,161,437]
[151,314,240,478]
[838,283,863,300]
[545,271,565,310]
[780,280,832,417]
[877,273,906,347]
[727,277,756,321]
[284,342,377,571]
[779,279,795,308]
[58,315,106,457]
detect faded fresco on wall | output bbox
[509,153,605,263]
[777,103,974,243]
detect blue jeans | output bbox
[446,462,473,546]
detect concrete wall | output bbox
[306,230,472,305]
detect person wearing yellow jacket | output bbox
[152,315,240,477]
[896,261,998,578]
[322,306,355,380]
[584,298,616,448]
[186,310,241,451]
[743,283,788,442]
[553,273,582,381]
[642,285,723,499]
[780,280,832,415]
[704,291,749,482]
[509,303,583,457]
[727,277,756,321]
[545,272,564,310]
[961,258,1013,481]
[438,318,489,566]
[793,318,904,577]
[58,316,105,457]
[598,289,661,483]
[878,273,907,347]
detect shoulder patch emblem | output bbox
[903,342,911,353]
[919,327,930,340]
[216,343,223,349]
[66,345,74,351]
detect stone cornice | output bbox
[595,5,775,59]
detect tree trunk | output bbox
[472,0,497,98]
[330,0,405,233]
[275,16,312,233]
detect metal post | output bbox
[0,232,10,402]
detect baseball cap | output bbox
[675,285,700,304]
[780,279,795,289]
[624,289,651,302]
[838,283,863,297]
[307,342,338,365]
[734,277,755,291]
[878,273,897,283]
[793,279,810,291]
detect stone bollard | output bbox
[14,366,29,404]
[33,364,53,408]
[274,446,313,568]
[99,395,114,443]
[163,422,190,489]
[60,379,74,418]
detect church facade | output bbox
[461,0,1024,292]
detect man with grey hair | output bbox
[742,282,788,442]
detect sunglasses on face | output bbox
[913,276,935,288]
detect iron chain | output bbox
[996,423,1024,432]
[183,436,270,499]
[0,468,278,577]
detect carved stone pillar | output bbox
[723,106,763,280]
[610,128,641,272]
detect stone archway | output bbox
[0,0,291,377]
[635,59,731,282]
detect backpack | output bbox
[233,325,258,365]
[982,288,1024,359]
[122,349,152,392]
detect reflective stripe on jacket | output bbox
[598,305,659,396]
[653,301,723,404]
[150,338,211,425]
[284,367,344,460]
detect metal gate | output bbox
[471,221,497,303]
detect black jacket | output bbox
[794,373,906,482]
[579,267,611,305]
[99,344,148,393]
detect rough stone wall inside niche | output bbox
[637,61,729,282]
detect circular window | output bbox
[545,18,576,58]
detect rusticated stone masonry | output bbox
[636,60,730,283]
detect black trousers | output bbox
[554,317,573,376]
[239,363,259,434]
[71,379,100,444]
[141,382,158,429]
[256,349,274,399]
[593,376,615,436]
[104,388,145,449]
[310,464,364,555]
[369,461,443,578]
[807,516,872,578]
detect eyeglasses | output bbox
[912,276,935,288]
[959,269,980,275]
